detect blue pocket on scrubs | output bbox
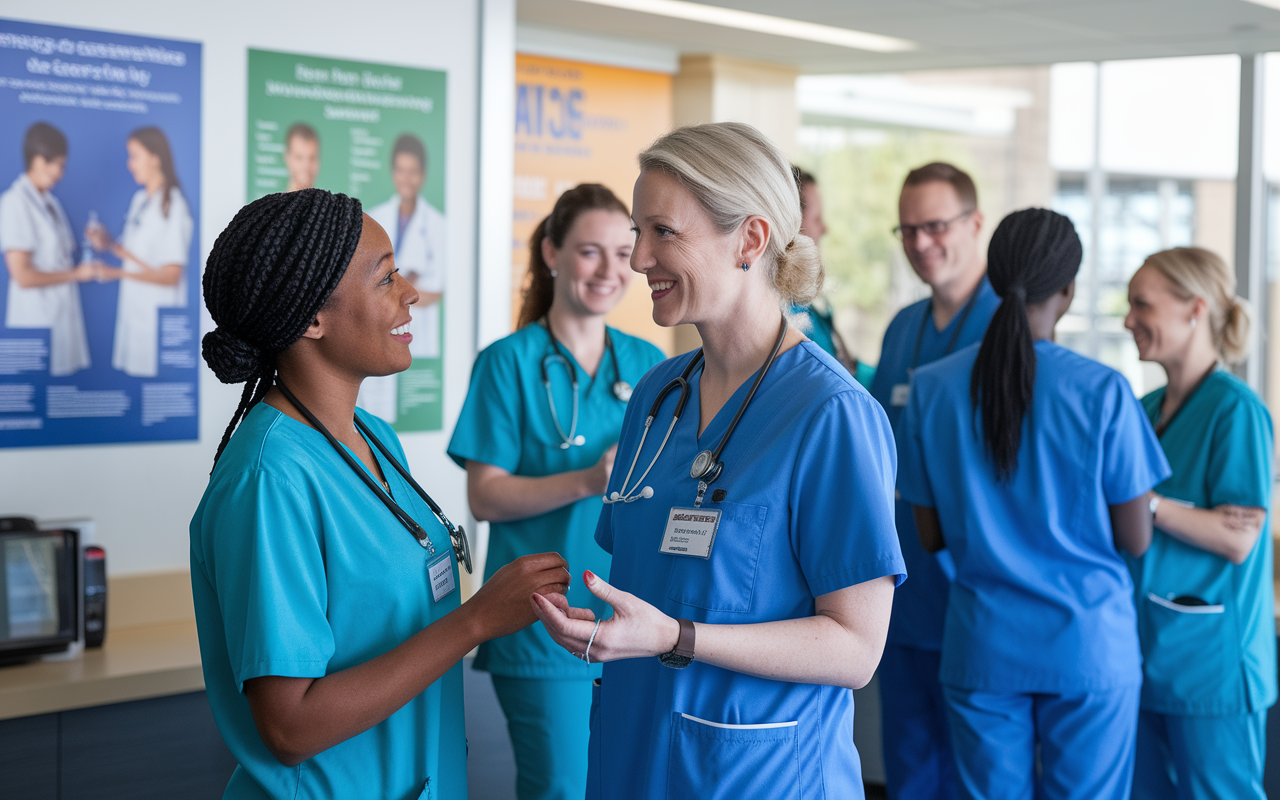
[666,502,767,613]
[1144,592,1240,709]
[666,712,800,800]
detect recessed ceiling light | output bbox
[1241,0,1280,11]
[565,0,916,53]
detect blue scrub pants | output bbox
[943,685,1139,800]
[879,644,960,800]
[1132,708,1267,800]
[491,676,593,800]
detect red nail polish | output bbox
[584,570,595,583]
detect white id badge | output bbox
[660,507,721,559]
[890,383,911,407]
[428,554,456,602]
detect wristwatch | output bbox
[658,617,696,669]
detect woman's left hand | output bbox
[531,570,679,663]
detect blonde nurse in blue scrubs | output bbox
[0,122,93,376]
[88,126,193,378]
[1124,247,1274,800]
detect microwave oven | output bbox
[0,517,81,665]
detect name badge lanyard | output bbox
[607,317,788,509]
[909,287,982,374]
[276,379,472,573]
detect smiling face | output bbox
[126,139,162,189]
[27,154,66,192]
[284,135,320,192]
[898,180,983,291]
[392,153,425,204]
[545,208,634,319]
[1125,263,1200,366]
[312,213,420,379]
[630,169,746,328]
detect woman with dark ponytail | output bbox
[898,207,1171,800]
[447,184,663,800]
[191,188,571,800]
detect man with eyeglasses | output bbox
[869,162,1000,800]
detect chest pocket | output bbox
[665,501,767,613]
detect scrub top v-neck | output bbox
[591,342,905,799]
[1130,369,1276,716]
[191,403,466,800]
[448,323,664,679]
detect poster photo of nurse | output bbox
[0,122,93,377]
[88,127,194,379]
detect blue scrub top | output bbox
[1129,369,1276,716]
[589,342,905,799]
[448,323,664,679]
[868,278,1000,650]
[899,342,1171,693]
[190,404,466,800]
[792,302,876,389]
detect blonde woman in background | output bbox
[1124,246,1274,800]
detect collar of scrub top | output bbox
[275,378,472,573]
[605,317,789,508]
[1154,363,1219,438]
[909,282,982,372]
[19,178,63,225]
[540,319,633,450]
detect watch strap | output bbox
[672,617,695,659]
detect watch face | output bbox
[658,652,693,669]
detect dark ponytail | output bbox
[971,208,1081,481]
[517,184,629,329]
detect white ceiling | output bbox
[516,0,1280,73]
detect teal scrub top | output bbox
[1129,369,1276,716]
[447,323,664,679]
[589,342,905,799]
[899,342,1171,693]
[190,404,466,800]
[793,302,876,389]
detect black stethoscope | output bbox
[276,379,472,573]
[909,286,982,372]
[541,320,632,450]
[604,318,788,507]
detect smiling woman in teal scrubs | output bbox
[901,208,1170,800]
[448,184,664,800]
[191,189,570,800]
[531,123,904,800]
[1124,247,1274,800]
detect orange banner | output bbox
[513,54,673,352]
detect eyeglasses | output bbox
[893,209,974,242]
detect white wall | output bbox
[3,0,485,576]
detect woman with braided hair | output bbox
[190,188,571,800]
[898,207,1170,800]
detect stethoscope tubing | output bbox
[540,320,629,449]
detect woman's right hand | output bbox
[585,444,617,496]
[466,552,571,641]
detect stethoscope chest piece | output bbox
[560,434,586,449]
[690,449,722,482]
[613,381,633,402]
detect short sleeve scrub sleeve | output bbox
[447,323,664,679]
[1131,369,1276,716]
[589,342,905,799]
[190,404,466,800]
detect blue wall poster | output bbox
[0,19,201,448]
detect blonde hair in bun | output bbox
[638,122,823,310]
[1141,246,1252,364]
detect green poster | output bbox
[246,48,447,432]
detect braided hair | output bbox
[202,188,364,469]
[971,207,1081,482]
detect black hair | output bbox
[202,188,364,468]
[971,207,1081,482]
[518,184,629,329]
[129,127,181,217]
[23,122,68,169]
[391,133,427,172]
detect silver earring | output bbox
[550,269,558,278]
[740,262,750,271]
[1190,317,1197,329]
